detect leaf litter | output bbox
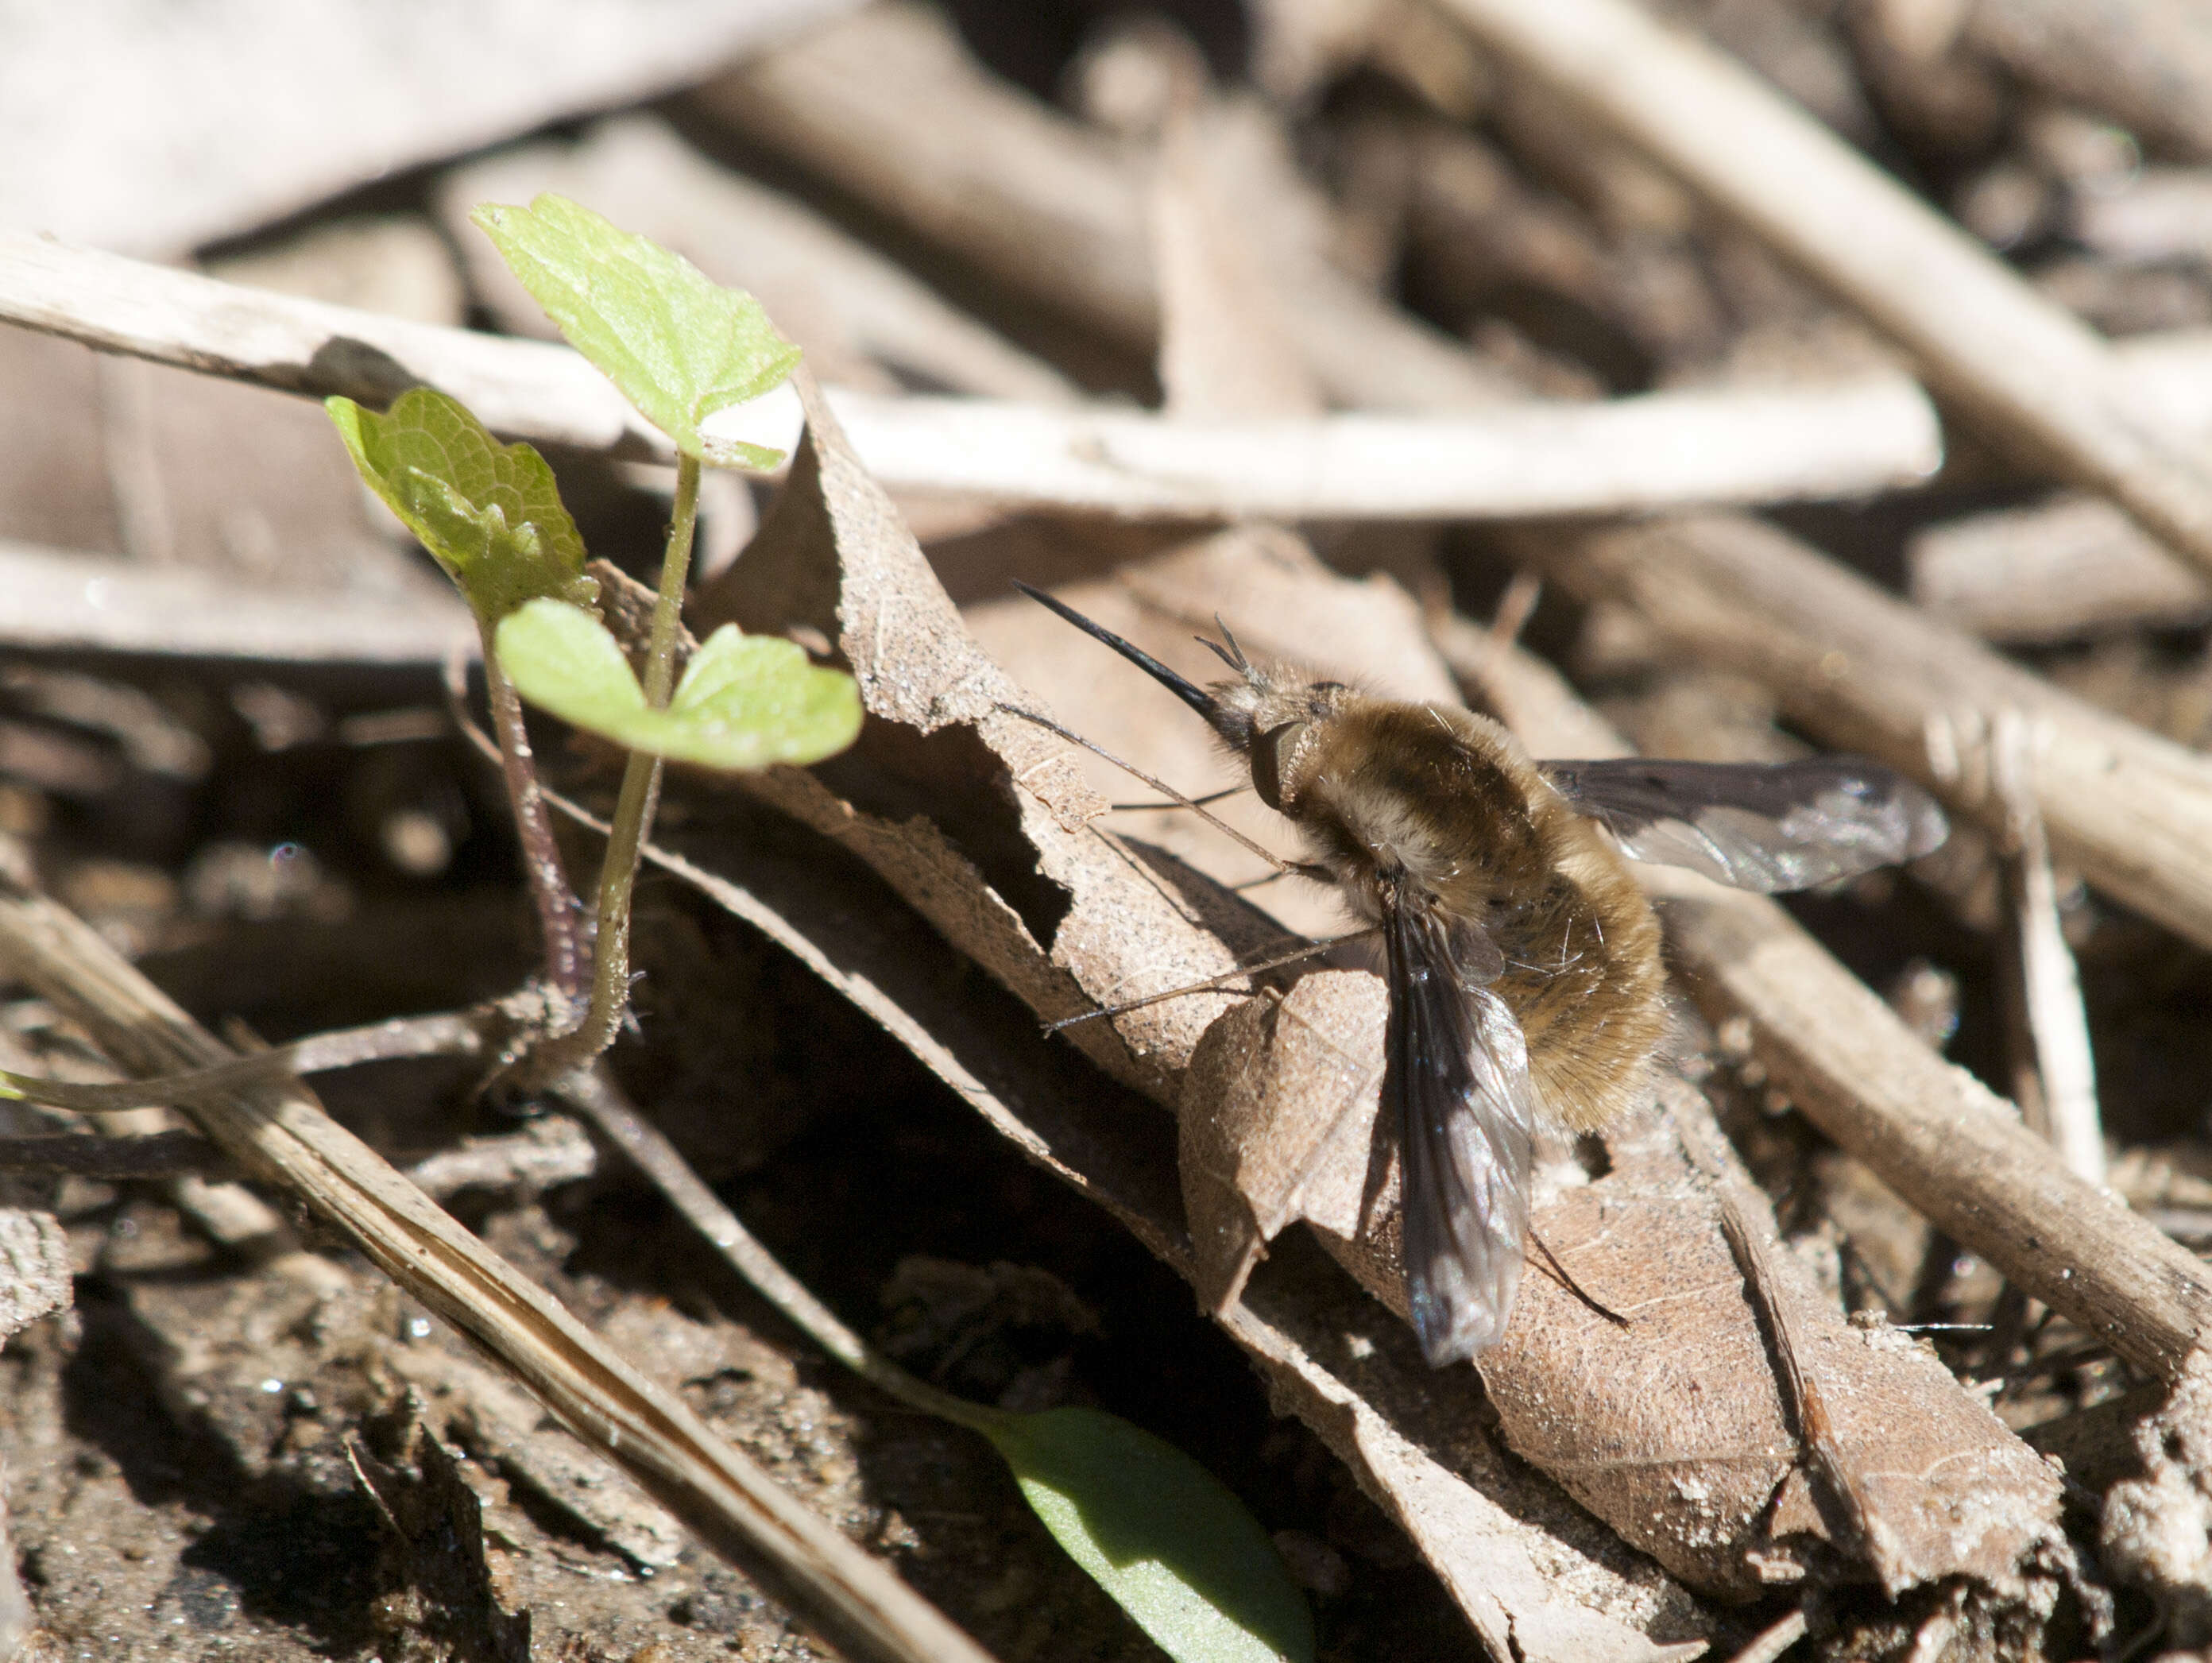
[7,2,2209,1655]
[647,281,2089,1662]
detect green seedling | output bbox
[471,192,799,465]
[984,1406,1314,1663]
[326,386,597,625]
[458,195,1312,1659]
[494,598,859,771]
[126,196,1321,1661]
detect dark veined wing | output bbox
[1541,756,1949,894]
[1384,895,1541,1367]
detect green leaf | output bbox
[986,1408,1313,1663]
[326,388,596,625]
[470,194,801,462]
[494,599,860,771]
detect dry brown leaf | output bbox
[635,804,1709,1663]
[968,525,2071,1605]
[0,1209,68,1341]
[1487,1080,2064,1599]
[1181,971,1387,1313]
[679,375,1705,1656]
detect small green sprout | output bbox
[494,598,860,771]
[470,192,799,464]
[985,1407,1315,1663]
[327,387,597,625]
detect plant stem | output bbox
[642,451,702,706]
[481,639,585,1002]
[555,1065,1012,1436]
[516,453,702,1087]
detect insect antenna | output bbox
[996,702,1320,880]
[1045,927,1382,1032]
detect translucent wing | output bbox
[1541,756,1948,894]
[1383,897,1541,1367]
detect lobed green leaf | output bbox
[493,599,860,772]
[987,1407,1314,1663]
[469,193,801,462]
[326,388,596,625]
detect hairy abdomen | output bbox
[1491,827,1667,1132]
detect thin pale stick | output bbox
[1990,711,2105,1185]
[1,1009,496,1114]
[0,867,998,1663]
[1489,571,1544,647]
[0,231,1956,520]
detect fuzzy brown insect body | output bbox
[1277,694,1669,1137]
[1015,582,1948,1367]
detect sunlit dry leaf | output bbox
[679,374,1701,1657]
[1179,972,1386,1313]
[1474,1081,2066,1598]
[994,530,2068,1604]
[690,370,1276,1100]
[633,807,1709,1663]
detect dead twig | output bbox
[1437,0,2212,586]
[1990,711,2105,1185]
[0,1130,226,1179]
[0,232,1942,524]
[1429,614,2212,1386]
[1908,497,2212,644]
[0,864,1000,1663]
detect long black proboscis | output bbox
[1013,581,1220,725]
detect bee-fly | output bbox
[1015,582,1948,1367]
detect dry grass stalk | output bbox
[1435,0,2212,586]
[1990,710,2106,1185]
[0,233,1947,531]
[692,2,1520,410]
[0,536,473,663]
[1908,496,2212,644]
[1430,613,2212,1386]
[0,855,1000,1663]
